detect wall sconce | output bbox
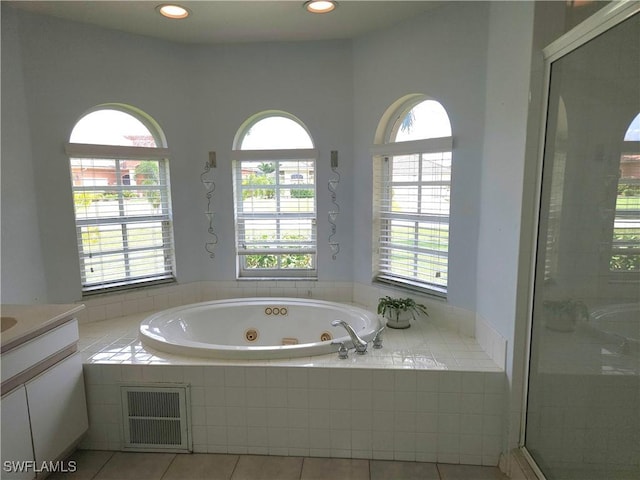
[328,150,340,259]
[201,152,218,259]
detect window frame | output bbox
[372,98,453,297]
[65,108,176,294]
[232,113,318,279]
[609,140,640,277]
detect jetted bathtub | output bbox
[139,297,380,359]
[590,302,640,351]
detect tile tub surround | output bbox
[78,310,504,466]
[73,280,507,369]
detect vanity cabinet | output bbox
[1,306,87,479]
[1,386,34,480]
[26,353,88,466]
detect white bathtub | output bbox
[139,297,380,359]
[590,302,639,349]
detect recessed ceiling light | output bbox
[157,4,190,19]
[304,0,337,14]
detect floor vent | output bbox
[120,385,191,452]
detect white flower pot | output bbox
[385,309,413,329]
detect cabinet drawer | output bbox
[1,320,79,385]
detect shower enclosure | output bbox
[524,4,639,480]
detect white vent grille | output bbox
[121,385,191,452]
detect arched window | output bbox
[232,112,317,278]
[611,112,640,273]
[372,96,453,295]
[66,105,175,292]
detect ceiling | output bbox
[7,1,442,45]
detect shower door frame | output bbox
[519,1,640,478]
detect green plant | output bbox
[81,226,101,246]
[618,184,640,196]
[610,254,640,271]
[377,296,428,319]
[135,161,161,208]
[543,299,588,320]
[542,298,589,332]
[242,173,275,199]
[73,191,102,208]
[290,188,314,198]
[258,162,275,174]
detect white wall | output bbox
[4,7,354,303]
[475,1,535,458]
[1,5,48,303]
[2,1,530,318]
[352,2,492,312]
[476,2,534,367]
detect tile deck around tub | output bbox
[77,310,502,371]
[79,310,506,462]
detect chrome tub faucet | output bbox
[331,319,368,354]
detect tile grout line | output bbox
[228,454,241,480]
[90,451,115,480]
[158,453,178,480]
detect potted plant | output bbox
[542,299,588,332]
[377,296,428,329]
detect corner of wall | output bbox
[475,312,507,370]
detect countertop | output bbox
[1,304,85,352]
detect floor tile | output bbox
[162,453,239,480]
[48,450,114,480]
[230,455,303,480]
[301,457,369,480]
[371,460,440,480]
[93,452,175,480]
[437,463,508,480]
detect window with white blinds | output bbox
[232,113,317,278]
[66,107,175,293]
[610,112,640,274]
[373,98,452,296]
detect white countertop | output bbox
[1,304,85,352]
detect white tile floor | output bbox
[49,451,509,480]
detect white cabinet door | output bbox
[25,353,88,464]
[1,386,35,480]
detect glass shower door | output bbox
[525,10,639,480]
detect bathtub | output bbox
[139,297,380,359]
[589,302,640,351]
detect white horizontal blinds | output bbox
[70,155,174,291]
[611,148,640,272]
[376,146,451,291]
[234,157,316,274]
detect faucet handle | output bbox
[332,341,349,359]
[373,325,385,349]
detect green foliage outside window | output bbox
[242,174,275,199]
[244,233,312,269]
[618,184,640,196]
[135,161,161,208]
[290,188,314,198]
